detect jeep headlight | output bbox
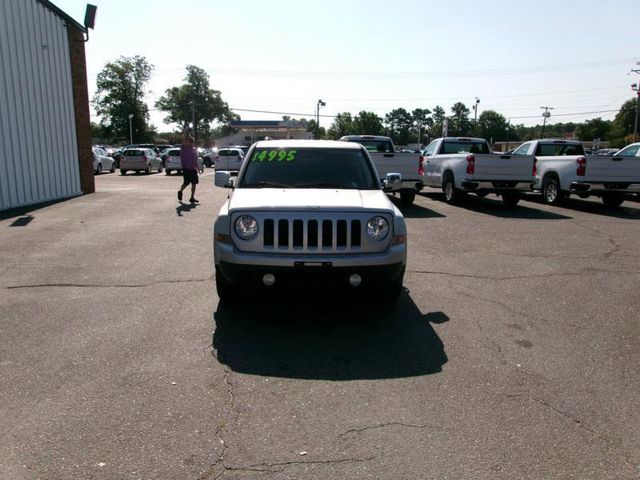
[366,216,389,241]
[234,215,259,239]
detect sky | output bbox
[53,0,640,132]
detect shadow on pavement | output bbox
[0,197,78,221]
[521,194,640,219]
[419,191,572,220]
[388,197,446,219]
[176,203,198,216]
[212,291,448,380]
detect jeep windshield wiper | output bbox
[296,181,349,189]
[241,181,292,188]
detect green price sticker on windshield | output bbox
[253,149,297,162]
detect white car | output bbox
[164,148,203,174]
[215,148,245,172]
[92,147,116,174]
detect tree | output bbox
[353,111,384,135]
[155,65,233,143]
[384,108,413,145]
[609,98,637,144]
[412,108,432,146]
[429,106,446,138]
[327,112,354,139]
[93,55,155,142]
[574,118,611,141]
[477,110,508,143]
[449,102,472,136]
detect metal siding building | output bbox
[0,0,83,211]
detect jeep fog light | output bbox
[263,273,276,286]
[366,216,389,241]
[235,215,258,239]
[349,274,362,287]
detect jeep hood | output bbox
[228,189,395,213]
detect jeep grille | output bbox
[231,212,392,254]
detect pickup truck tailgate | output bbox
[584,155,640,182]
[370,152,420,180]
[472,154,534,180]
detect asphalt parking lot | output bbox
[1,170,639,479]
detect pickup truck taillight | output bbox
[466,155,475,175]
[418,156,425,175]
[576,156,586,176]
[532,157,538,176]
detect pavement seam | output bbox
[337,422,443,439]
[6,278,212,289]
[406,268,631,281]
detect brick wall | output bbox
[67,28,94,194]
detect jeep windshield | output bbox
[239,148,378,190]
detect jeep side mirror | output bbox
[383,172,402,191]
[215,171,233,188]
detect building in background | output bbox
[0,0,93,211]
[213,120,313,147]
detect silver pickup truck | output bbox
[339,135,423,206]
[421,137,536,207]
[512,139,640,207]
[213,140,408,302]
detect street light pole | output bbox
[473,97,480,125]
[632,82,639,143]
[316,99,326,138]
[128,114,133,144]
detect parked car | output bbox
[163,148,203,174]
[215,147,245,172]
[595,148,619,156]
[202,147,218,167]
[120,148,163,175]
[92,147,116,174]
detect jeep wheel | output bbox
[400,191,416,207]
[381,273,404,304]
[215,266,240,303]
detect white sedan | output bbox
[92,147,116,174]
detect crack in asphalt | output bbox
[6,278,211,289]
[196,350,237,480]
[530,396,636,474]
[337,422,443,439]
[236,456,376,472]
[406,268,625,281]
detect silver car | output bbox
[92,147,116,174]
[120,148,163,175]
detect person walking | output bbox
[177,129,202,203]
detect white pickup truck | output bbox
[511,139,640,207]
[339,135,423,207]
[213,140,407,303]
[421,137,536,207]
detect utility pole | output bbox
[540,106,554,138]
[631,63,640,142]
[191,96,196,144]
[505,118,510,151]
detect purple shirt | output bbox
[180,145,198,171]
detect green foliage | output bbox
[429,106,446,139]
[93,56,155,142]
[609,98,637,141]
[353,111,384,136]
[449,102,472,136]
[327,112,354,139]
[477,110,508,143]
[574,118,612,142]
[155,65,234,142]
[384,108,414,145]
